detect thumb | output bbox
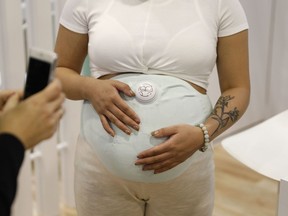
[2,93,20,112]
[112,80,135,97]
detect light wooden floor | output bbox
[61,144,278,216]
[213,145,278,216]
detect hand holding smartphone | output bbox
[23,47,58,99]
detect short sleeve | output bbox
[218,0,249,37]
[59,0,88,34]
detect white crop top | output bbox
[60,0,249,89]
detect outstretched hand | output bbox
[135,124,204,174]
[88,79,140,136]
[0,79,65,149]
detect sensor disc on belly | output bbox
[134,81,157,103]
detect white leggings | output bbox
[75,74,215,215]
[75,135,215,216]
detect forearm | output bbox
[54,25,90,101]
[55,67,94,101]
[204,87,250,141]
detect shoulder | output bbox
[60,0,113,33]
[217,0,249,37]
[60,0,113,23]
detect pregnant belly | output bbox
[80,74,212,183]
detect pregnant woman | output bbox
[55,0,250,215]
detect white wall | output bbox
[241,0,288,125]
[0,0,26,90]
[267,0,288,117]
[240,0,273,123]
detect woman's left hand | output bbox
[135,124,204,174]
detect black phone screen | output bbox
[23,57,51,99]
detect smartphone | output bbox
[23,47,58,99]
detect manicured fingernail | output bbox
[133,125,139,131]
[151,130,159,136]
[137,154,143,159]
[135,118,141,124]
[130,90,135,96]
[125,130,131,135]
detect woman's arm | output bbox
[54,25,89,100]
[205,29,250,140]
[54,25,140,136]
[135,30,250,173]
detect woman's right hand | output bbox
[54,26,139,136]
[86,78,140,137]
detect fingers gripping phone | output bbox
[23,47,58,99]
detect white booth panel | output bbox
[267,0,288,116]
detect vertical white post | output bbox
[33,139,60,216]
[11,153,33,216]
[277,178,288,216]
[0,23,3,89]
[26,0,60,215]
[0,10,4,89]
[54,0,78,209]
[0,0,26,89]
[0,1,33,216]
[58,99,82,208]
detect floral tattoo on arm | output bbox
[210,95,240,136]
